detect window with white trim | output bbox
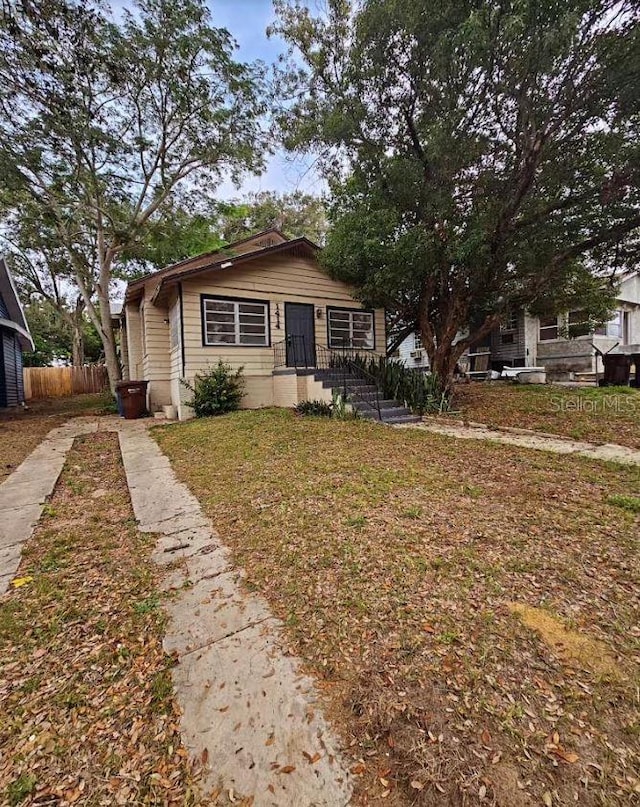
[413,333,422,350]
[500,311,518,331]
[594,311,622,339]
[327,308,374,349]
[202,297,269,346]
[539,315,559,341]
[567,310,591,338]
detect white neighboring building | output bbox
[393,331,430,368]
[390,271,640,379]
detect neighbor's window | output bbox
[567,310,591,338]
[202,297,269,346]
[327,308,374,349]
[414,333,422,350]
[500,311,518,331]
[594,311,622,339]
[539,315,559,341]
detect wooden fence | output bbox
[23,365,109,400]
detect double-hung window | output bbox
[595,311,622,339]
[567,310,591,338]
[202,297,269,346]
[539,315,559,341]
[327,308,374,349]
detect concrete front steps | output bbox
[311,369,421,425]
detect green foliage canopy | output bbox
[273,0,640,387]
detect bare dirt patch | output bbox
[155,409,640,807]
[447,383,640,448]
[0,431,201,806]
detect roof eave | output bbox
[149,237,320,306]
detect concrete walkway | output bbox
[399,420,640,466]
[0,418,352,806]
[0,418,108,594]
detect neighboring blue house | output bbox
[0,257,34,407]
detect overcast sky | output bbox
[207,0,324,199]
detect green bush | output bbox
[294,394,360,420]
[182,361,245,417]
[294,399,333,417]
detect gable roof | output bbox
[0,257,34,351]
[124,228,320,306]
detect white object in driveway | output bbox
[501,366,546,380]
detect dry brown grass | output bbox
[155,409,640,807]
[0,432,201,806]
[507,603,623,680]
[0,394,116,482]
[448,383,640,448]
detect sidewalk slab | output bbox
[163,570,273,656]
[118,426,352,806]
[173,619,351,806]
[404,421,640,466]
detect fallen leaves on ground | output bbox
[447,383,640,448]
[0,393,115,482]
[155,409,640,807]
[0,432,201,805]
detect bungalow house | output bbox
[0,257,34,408]
[121,229,389,420]
[397,271,640,380]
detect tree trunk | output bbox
[74,254,122,393]
[71,323,85,366]
[98,294,121,393]
[429,341,466,395]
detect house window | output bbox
[500,311,518,331]
[539,315,559,341]
[202,296,269,346]
[414,333,422,350]
[327,308,374,349]
[500,332,515,345]
[594,311,622,339]
[567,310,591,338]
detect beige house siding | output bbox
[180,254,384,375]
[124,303,144,381]
[125,249,385,418]
[169,291,182,417]
[140,283,172,409]
[120,319,130,381]
[172,254,384,418]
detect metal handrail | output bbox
[272,335,384,419]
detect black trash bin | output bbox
[116,380,149,419]
[599,354,631,387]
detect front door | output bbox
[285,303,316,368]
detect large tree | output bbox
[0,0,267,390]
[217,191,328,244]
[121,191,328,272]
[273,0,640,390]
[0,193,97,366]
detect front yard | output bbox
[448,383,640,448]
[155,410,639,807]
[0,394,116,482]
[0,432,200,805]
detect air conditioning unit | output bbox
[410,349,423,359]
